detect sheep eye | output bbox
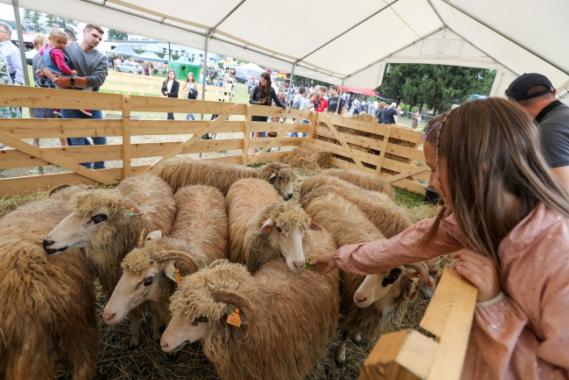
[90,214,107,224]
[143,276,154,286]
[381,268,402,287]
[192,316,208,326]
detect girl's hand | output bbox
[452,249,500,301]
[312,252,338,274]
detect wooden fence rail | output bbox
[360,269,477,380]
[0,85,429,196]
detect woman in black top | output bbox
[249,72,286,137]
[161,70,180,120]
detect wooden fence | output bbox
[360,269,478,380]
[0,85,429,196]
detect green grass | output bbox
[395,188,428,208]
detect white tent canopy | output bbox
[4,0,569,96]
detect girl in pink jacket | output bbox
[315,98,569,380]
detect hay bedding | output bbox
[0,167,442,380]
[279,142,332,170]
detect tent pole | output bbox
[11,0,30,86]
[287,63,296,106]
[201,37,208,101]
[336,79,345,114]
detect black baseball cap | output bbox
[505,73,554,101]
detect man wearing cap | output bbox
[506,73,569,189]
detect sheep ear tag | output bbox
[124,206,142,218]
[226,306,241,328]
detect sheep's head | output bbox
[161,260,254,353]
[103,230,200,325]
[353,262,436,310]
[251,203,321,273]
[43,189,141,255]
[257,163,296,200]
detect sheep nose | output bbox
[102,311,116,322]
[286,193,293,200]
[160,341,169,350]
[43,239,54,249]
[292,261,304,270]
[355,295,367,303]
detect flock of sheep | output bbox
[0,158,438,380]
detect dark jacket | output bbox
[162,79,180,98]
[249,85,286,108]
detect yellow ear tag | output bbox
[226,307,241,328]
[174,268,182,284]
[124,206,142,218]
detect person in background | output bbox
[249,72,286,137]
[327,85,345,114]
[381,102,399,124]
[292,87,306,110]
[506,73,569,191]
[0,22,23,85]
[64,27,77,43]
[182,71,198,120]
[315,98,569,379]
[161,69,179,120]
[411,110,422,129]
[31,34,46,87]
[375,101,386,123]
[52,24,108,169]
[316,86,328,112]
[0,49,21,128]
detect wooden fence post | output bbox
[309,111,318,143]
[122,95,132,179]
[242,105,251,165]
[375,125,392,174]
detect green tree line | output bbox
[379,63,496,114]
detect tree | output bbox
[24,9,43,33]
[108,29,128,41]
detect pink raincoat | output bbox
[336,203,569,379]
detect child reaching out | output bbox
[41,28,91,117]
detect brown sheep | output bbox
[300,175,411,238]
[304,192,435,366]
[227,178,320,273]
[43,173,176,347]
[321,168,396,199]
[103,185,228,339]
[0,185,98,379]
[151,157,297,200]
[160,229,340,380]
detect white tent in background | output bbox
[135,51,165,62]
[3,0,569,98]
[234,62,264,82]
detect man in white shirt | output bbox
[0,22,24,85]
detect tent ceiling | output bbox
[4,0,568,91]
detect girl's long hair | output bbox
[425,98,569,262]
[259,72,271,102]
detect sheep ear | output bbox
[164,261,178,282]
[146,230,162,241]
[255,219,274,235]
[267,172,277,183]
[136,228,147,248]
[213,290,254,334]
[308,219,323,231]
[159,250,199,279]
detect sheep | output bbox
[321,168,396,199]
[160,230,340,380]
[304,192,435,366]
[226,177,321,274]
[0,185,99,379]
[103,185,228,340]
[43,173,177,347]
[150,157,297,200]
[300,175,411,238]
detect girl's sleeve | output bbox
[50,49,74,75]
[336,216,463,275]
[472,265,569,379]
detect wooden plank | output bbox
[0,139,245,169]
[130,120,245,135]
[248,104,311,119]
[0,85,123,110]
[248,137,304,148]
[126,95,247,114]
[122,95,131,178]
[316,126,425,162]
[319,117,365,169]
[249,122,311,133]
[148,103,242,169]
[0,131,116,185]
[359,330,437,380]
[0,119,123,138]
[387,167,431,184]
[376,126,393,174]
[242,106,252,165]
[421,269,477,380]
[308,112,318,143]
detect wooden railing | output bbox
[0,85,429,196]
[360,269,478,380]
